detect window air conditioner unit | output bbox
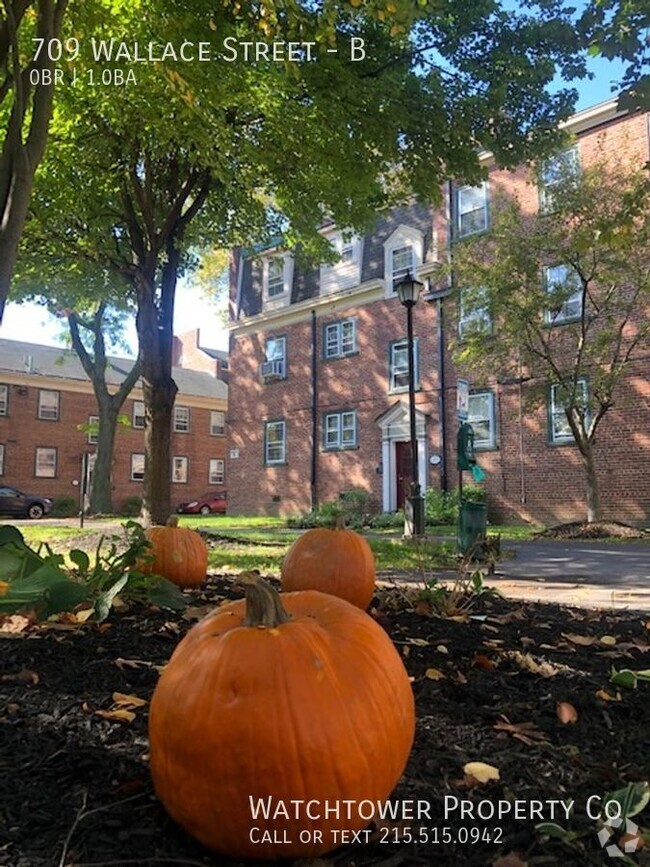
[260,360,284,379]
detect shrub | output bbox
[50,495,78,518]
[120,496,142,517]
[425,488,458,525]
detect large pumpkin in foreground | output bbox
[142,516,208,588]
[148,575,415,861]
[281,525,376,609]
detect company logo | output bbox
[597,816,641,858]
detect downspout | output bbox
[310,309,318,511]
[438,179,454,493]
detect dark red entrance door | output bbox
[395,441,414,510]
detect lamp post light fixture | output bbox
[395,271,426,537]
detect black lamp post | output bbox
[395,271,425,537]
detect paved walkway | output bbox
[484,540,650,611]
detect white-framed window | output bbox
[38,390,59,421]
[389,338,419,392]
[468,392,496,449]
[172,455,188,483]
[383,224,424,296]
[35,447,56,478]
[132,401,145,429]
[264,420,286,465]
[262,253,294,306]
[210,410,226,436]
[0,444,4,476]
[539,146,580,211]
[544,264,582,324]
[173,405,190,433]
[131,453,145,481]
[324,410,357,450]
[457,182,489,237]
[320,231,362,292]
[0,384,7,416]
[458,288,492,338]
[549,379,589,443]
[324,318,356,359]
[261,336,287,380]
[209,458,225,485]
[87,415,99,445]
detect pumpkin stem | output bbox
[165,515,180,528]
[334,514,346,530]
[239,572,291,628]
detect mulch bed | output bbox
[534,521,649,540]
[1,575,649,867]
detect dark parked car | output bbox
[176,491,227,516]
[0,485,53,519]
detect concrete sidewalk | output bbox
[486,539,650,611]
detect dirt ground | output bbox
[1,575,649,867]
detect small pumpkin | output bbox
[142,516,208,588]
[148,574,415,860]
[281,521,375,608]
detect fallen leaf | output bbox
[599,635,617,646]
[0,614,32,635]
[401,645,410,659]
[425,668,446,681]
[556,702,578,724]
[562,633,598,646]
[472,654,495,671]
[114,657,156,671]
[453,670,468,685]
[0,668,39,685]
[112,692,147,709]
[595,689,621,702]
[505,651,570,677]
[95,708,136,724]
[436,644,449,654]
[414,600,433,617]
[407,637,430,647]
[463,761,500,784]
[74,607,95,623]
[620,829,644,852]
[493,715,549,746]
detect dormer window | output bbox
[267,258,284,297]
[383,225,424,297]
[262,252,293,308]
[320,231,362,293]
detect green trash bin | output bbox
[458,500,488,557]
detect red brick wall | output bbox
[0,382,227,512]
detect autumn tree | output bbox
[20,0,590,524]
[450,158,650,523]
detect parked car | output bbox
[0,485,53,519]
[176,491,227,516]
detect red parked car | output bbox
[176,491,227,516]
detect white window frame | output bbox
[38,389,59,421]
[262,253,294,308]
[210,410,226,436]
[383,224,424,296]
[132,401,145,429]
[320,231,362,293]
[0,443,4,476]
[468,392,496,449]
[457,182,489,237]
[324,318,356,359]
[173,405,190,433]
[131,453,145,481]
[209,458,225,485]
[540,146,580,211]
[324,410,357,450]
[0,384,7,416]
[544,264,583,324]
[35,447,56,478]
[389,338,419,393]
[263,336,287,379]
[172,455,188,483]
[87,415,99,445]
[458,288,492,338]
[265,420,286,465]
[549,379,589,444]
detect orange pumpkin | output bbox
[281,524,376,608]
[143,516,208,588]
[148,574,415,860]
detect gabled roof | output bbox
[0,339,227,400]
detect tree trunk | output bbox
[581,441,601,524]
[90,393,118,514]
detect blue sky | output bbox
[0,48,630,358]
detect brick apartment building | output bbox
[0,333,228,513]
[226,99,650,525]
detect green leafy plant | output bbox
[50,495,79,518]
